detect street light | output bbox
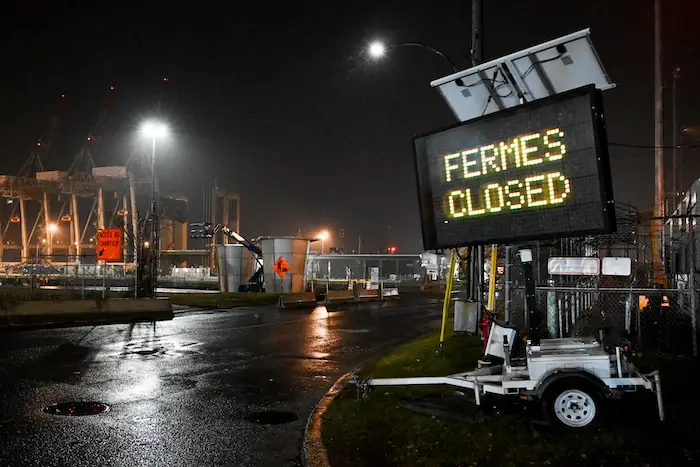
[368,41,387,59]
[140,120,169,296]
[365,40,460,74]
[317,230,330,255]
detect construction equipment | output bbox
[190,222,264,292]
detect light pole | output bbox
[317,230,330,255]
[46,223,57,260]
[140,121,168,296]
[672,67,681,209]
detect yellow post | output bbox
[487,244,498,313]
[439,250,457,351]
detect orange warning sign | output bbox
[273,256,291,278]
[97,228,123,262]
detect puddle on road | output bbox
[244,410,298,425]
[43,401,110,416]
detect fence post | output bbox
[690,225,698,357]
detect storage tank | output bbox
[215,244,243,293]
[259,237,311,293]
[239,247,258,286]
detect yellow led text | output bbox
[446,172,571,218]
[442,128,566,182]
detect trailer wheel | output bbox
[544,381,602,429]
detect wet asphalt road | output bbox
[0,296,442,466]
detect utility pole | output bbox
[471,0,482,66]
[471,0,484,308]
[653,0,665,283]
[672,66,681,210]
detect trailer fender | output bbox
[532,369,610,400]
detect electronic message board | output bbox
[414,85,615,250]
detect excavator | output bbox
[190,222,264,292]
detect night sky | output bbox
[1,1,699,253]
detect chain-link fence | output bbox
[507,286,697,357]
[0,257,136,299]
[476,205,700,357]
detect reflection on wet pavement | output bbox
[0,296,442,466]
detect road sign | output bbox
[273,256,291,278]
[97,228,123,262]
[547,257,600,276]
[601,257,631,276]
[413,85,615,249]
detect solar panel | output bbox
[431,29,615,122]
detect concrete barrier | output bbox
[278,292,318,309]
[382,288,400,299]
[4,298,173,327]
[325,290,355,303]
[358,289,379,300]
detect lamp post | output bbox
[140,121,168,296]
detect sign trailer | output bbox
[363,31,663,430]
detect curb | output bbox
[301,370,357,467]
[300,325,442,467]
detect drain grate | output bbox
[43,401,110,416]
[245,410,298,425]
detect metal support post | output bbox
[672,67,680,209]
[129,173,138,262]
[487,245,497,313]
[504,245,512,323]
[122,195,129,261]
[439,250,457,352]
[71,194,81,258]
[43,192,52,257]
[222,195,230,245]
[653,0,665,270]
[97,187,105,231]
[520,248,542,345]
[691,224,698,357]
[471,0,482,65]
[19,198,28,262]
[150,136,159,298]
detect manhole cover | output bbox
[245,410,298,425]
[43,402,110,416]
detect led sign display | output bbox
[414,85,615,249]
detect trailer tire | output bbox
[543,379,604,430]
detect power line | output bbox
[609,142,700,149]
